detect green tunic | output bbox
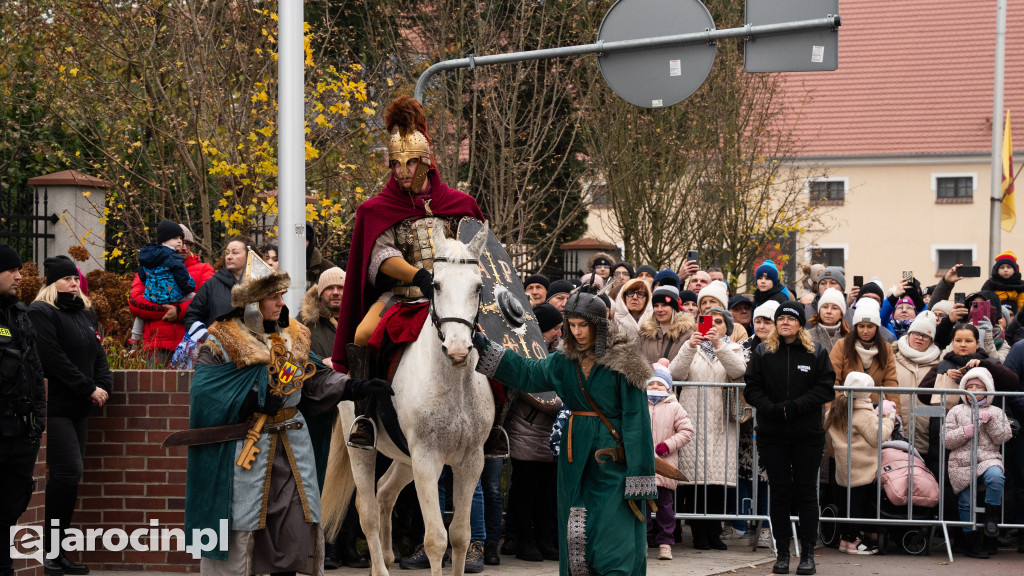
[481,339,656,576]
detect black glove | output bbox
[342,377,395,401]
[261,392,285,417]
[413,268,434,299]
[472,331,488,353]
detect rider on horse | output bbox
[331,95,507,455]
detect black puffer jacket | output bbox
[0,295,46,437]
[743,337,836,444]
[27,295,112,419]
[183,267,240,328]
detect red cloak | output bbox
[331,171,483,371]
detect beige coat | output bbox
[827,399,896,487]
[892,348,941,455]
[829,338,902,415]
[638,312,694,365]
[668,339,746,487]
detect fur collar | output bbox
[639,311,695,340]
[299,286,338,329]
[560,324,653,389]
[205,317,312,369]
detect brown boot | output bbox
[483,426,509,458]
[347,416,376,450]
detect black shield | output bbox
[457,218,548,362]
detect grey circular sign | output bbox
[598,0,717,108]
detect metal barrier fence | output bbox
[666,381,1024,563]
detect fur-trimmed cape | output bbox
[560,323,653,389]
[204,317,312,369]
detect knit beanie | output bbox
[547,280,574,299]
[843,372,876,400]
[648,364,673,389]
[818,266,846,292]
[610,262,634,279]
[636,264,657,278]
[818,287,847,314]
[698,280,729,310]
[579,273,604,288]
[44,255,79,286]
[754,260,781,287]
[707,306,734,336]
[753,300,780,321]
[907,310,937,339]
[533,303,563,333]
[995,250,1019,272]
[653,269,680,291]
[524,274,550,290]
[180,224,195,244]
[0,243,22,273]
[679,290,698,307]
[774,301,806,327]
[929,299,954,317]
[156,219,184,244]
[317,266,346,295]
[851,298,881,327]
[960,366,995,393]
[858,280,885,302]
[652,285,680,310]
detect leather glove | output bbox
[261,392,285,417]
[342,377,395,402]
[655,442,669,457]
[472,331,489,353]
[413,268,434,299]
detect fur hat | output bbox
[533,303,563,333]
[698,280,729,310]
[0,243,22,273]
[908,310,937,339]
[156,219,184,244]
[564,291,610,356]
[818,266,846,292]
[818,287,847,314]
[851,298,881,327]
[843,372,876,400]
[653,269,681,291]
[960,366,995,393]
[652,285,680,310]
[231,272,291,308]
[707,306,734,336]
[648,364,673,389]
[753,300,780,321]
[44,255,78,286]
[755,260,781,287]
[317,267,345,295]
[524,274,550,290]
[636,264,657,278]
[774,301,806,327]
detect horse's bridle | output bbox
[428,256,482,343]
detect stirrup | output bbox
[484,426,509,459]
[347,416,377,450]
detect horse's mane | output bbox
[436,236,473,262]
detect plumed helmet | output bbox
[385,96,432,191]
[563,291,610,356]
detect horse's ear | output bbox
[432,221,448,255]
[467,221,489,258]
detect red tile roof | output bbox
[783,0,1024,157]
[27,170,111,188]
[560,237,619,250]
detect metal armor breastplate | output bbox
[392,216,456,299]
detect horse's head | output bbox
[429,222,489,367]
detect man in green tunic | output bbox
[474,292,657,575]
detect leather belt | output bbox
[566,411,599,463]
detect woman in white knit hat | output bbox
[891,311,942,455]
[806,287,849,353]
[828,298,901,415]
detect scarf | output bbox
[896,335,940,365]
[700,337,729,363]
[892,318,914,339]
[648,391,669,404]
[855,340,878,370]
[56,292,85,313]
[817,322,843,350]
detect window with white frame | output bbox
[935,247,974,274]
[932,173,976,203]
[811,247,845,268]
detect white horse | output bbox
[322,222,494,576]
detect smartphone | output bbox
[959,266,982,278]
[954,292,966,305]
[853,275,864,288]
[687,250,698,263]
[697,315,713,335]
[970,300,992,325]
[902,271,914,281]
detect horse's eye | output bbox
[476,284,483,293]
[432,282,441,291]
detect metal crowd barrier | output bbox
[666,381,1024,563]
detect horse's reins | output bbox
[428,256,482,345]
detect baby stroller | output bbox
[875,439,940,555]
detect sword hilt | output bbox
[235,413,267,469]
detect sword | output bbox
[161,420,304,448]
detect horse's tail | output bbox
[321,413,356,540]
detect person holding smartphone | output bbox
[668,307,746,551]
[965,291,1010,362]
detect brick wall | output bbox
[14,370,199,574]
